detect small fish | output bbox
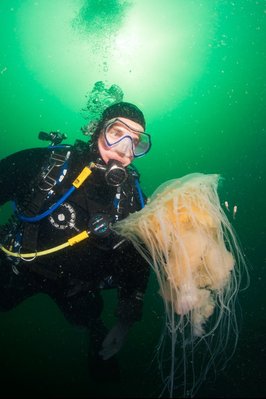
[224,201,230,211]
[233,205,238,219]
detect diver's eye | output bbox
[133,138,140,146]
[112,130,122,137]
[109,126,127,138]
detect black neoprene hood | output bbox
[101,102,146,130]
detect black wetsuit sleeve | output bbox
[115,243,150,324]
[0,148,48,205]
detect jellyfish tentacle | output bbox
[113,173,247,397]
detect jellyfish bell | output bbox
[112,173,247,397]
[114,173,235,323]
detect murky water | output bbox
[0,1,265,397]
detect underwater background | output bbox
[0,0,265,397]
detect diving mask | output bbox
[103,118,151,158]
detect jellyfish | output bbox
[112,173,247,398]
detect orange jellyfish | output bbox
[113,173,247,397]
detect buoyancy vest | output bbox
[0,140,145,261]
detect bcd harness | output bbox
[0,144,145,262]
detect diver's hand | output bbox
[99,321,132,360]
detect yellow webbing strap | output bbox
[73,167,92,188]
[0,230,90,259]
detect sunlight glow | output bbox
[16,0,217,117]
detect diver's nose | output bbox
[115,137,133,157]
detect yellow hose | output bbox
[0,230,89,259]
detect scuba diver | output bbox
[0,102,151,381]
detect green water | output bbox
[0,0,265,397]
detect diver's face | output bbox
[98,117,144,166]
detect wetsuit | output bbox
[0,140,150,339]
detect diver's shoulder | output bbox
[72,139,90,154]
[127,163,141,179]
[0,147,50,162]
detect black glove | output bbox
[99,321,132,360]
